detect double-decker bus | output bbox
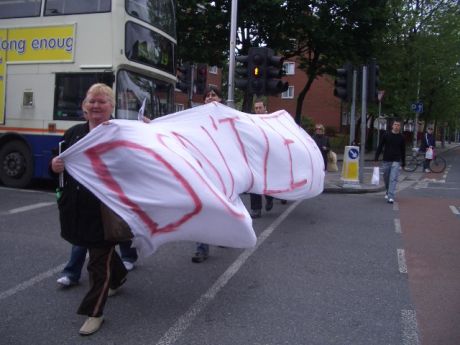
[0,0,177,187]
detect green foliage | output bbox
[329,134,349,152]
[300,116,315,132]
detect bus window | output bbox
[54,73,114,120]
[0,0,41,19]
[116,69,174,120]
[126,0,176,38]
[125,21,175,75]
[45,0,111,16]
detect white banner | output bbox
[60,102,324,257]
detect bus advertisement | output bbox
[0,0,177,188]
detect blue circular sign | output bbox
[348,148,359,160]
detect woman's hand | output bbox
[51,157,65,173]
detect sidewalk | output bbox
[323,141,459,194]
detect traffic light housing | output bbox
[334,62,353,102]
[176,62,192,94]
[265,50,289,95]
[367,58,380,103]
[237,47,289,96]
[235,54,249,92]
[247,47,266,95]
[196,64,207,95]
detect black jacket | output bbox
[57,122,108,247]
[420,132,435,152]
[375,131,406,166]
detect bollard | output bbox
[341,146,360,186]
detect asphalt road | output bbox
[0,147,458,345]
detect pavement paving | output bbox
[323,141,459,194]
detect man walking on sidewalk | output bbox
[374,120,406,204]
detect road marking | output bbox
[0,264,65,301]
[401,309,420,345]
[155,200,302,345]
[394,218,401,233]
[6,202,55,215]
[397,249,407,273]
[449,205,459,215]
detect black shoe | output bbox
[192,251,208,263]
[280,199,287,205]
[250,209,261,218]
[265,199,273,211]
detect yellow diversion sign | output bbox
[0,24,75,123]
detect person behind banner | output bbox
[419,126,435,172]
[51,83,128,336]
[312,124,330,171]
[248,99,287,218]
[191,86,225,263]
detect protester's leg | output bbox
[109,248,128,290]
[119,241,137,271]
[61,245,87,283]
[77,246,115,317]
[250,194,262,210]
[387,162,401,200]
[423,159,431,170]
[382,161,391,193]
[265,195,274,211]
[192,242,209,263]
[77,246,127,335]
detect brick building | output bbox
[268,59,342,131]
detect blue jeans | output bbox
[382,161,400,200]
[62,242,137,283]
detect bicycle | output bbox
[403,148,447,173]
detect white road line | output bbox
[155,200,302,345]
[0,264,65,301]
[401,309,420,345]
[394,218,401,233]
[449,205,460,215]
[6,202,55,214]
[397,249,407,274]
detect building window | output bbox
[208,66,218,74]
[54,72,114,120]
[283,62,295,75]
[281,86,294,99]
[175,103,185,112]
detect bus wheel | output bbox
[0,141,34,188]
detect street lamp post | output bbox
[226,0,238,109]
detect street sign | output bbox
[411,102,423,113]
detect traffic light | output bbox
[176,62,192,94]
[247,47,266,95]
[235,54,249,92]
[196,64,207,95]
[367,58,380,103]
[334,62,353,102]
[265,50,289,95]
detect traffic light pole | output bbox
[188,64,195,108]
[349,69,358,145]
[359,65,368,184]
[226,0,238,109]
